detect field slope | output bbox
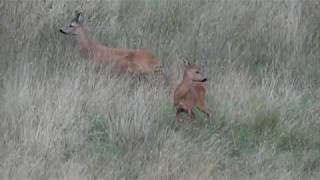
[1,0,320,179]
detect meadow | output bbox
[1,0,320,179]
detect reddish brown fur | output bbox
[173,65,210,129]
[60,12,162,77]
[77,29,160,74]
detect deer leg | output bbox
[197,102,211,119]
[155,70,166,87]
[187,109,196,123]
[199,108,211,119]
[175,108,184,131]
[111,63,128,77]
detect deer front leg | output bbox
[175,108,185,131]
[197,105,211,119]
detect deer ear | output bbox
[75,11,84,24]
[182,59,191,68]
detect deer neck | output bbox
[182,75,193,87]
[76,27,94,55]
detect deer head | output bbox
[60,11,85,35]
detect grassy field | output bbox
[1,0,320,179]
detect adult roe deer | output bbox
[173,64,211,129]
[60,12,163,78]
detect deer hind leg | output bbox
[146,70,166,88]
[155,70,166,87]
[187,109,196,123]
[175,108,185,131]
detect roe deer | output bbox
[60,12,163,78]
[173,64,210,129]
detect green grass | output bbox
[88,112,128,157]
[1,0,320,179]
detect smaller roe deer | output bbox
[173,64,211,129]
[60,12,163,78]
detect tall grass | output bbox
[1,0,320,179]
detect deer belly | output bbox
[180,93,197,110]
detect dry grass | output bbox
[1,0,320,179]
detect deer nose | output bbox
[201,78,208,82]
[59,29,66,34]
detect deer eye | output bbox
[195,71,200,74]
[70,22,77,27]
